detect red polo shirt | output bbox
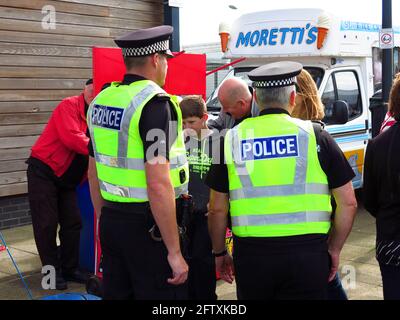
[31,93,89,177]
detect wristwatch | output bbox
[212,249,228,257]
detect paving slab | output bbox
[0,204,385,300]
[0,247,41,276]
[345,230,376,249]
[216,280,236,300]
[347,282,383,300]
[2,225,40,254]
[0,272,86,300]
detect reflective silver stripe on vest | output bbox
[118,83,164,158]
[174,183,189,197]
[232,211,331,227]
[99,180,189,200]
[228,127,253,187]
[95,152,186,170]
[294,123,309,187]
[230,183,329,200]
[169,154,188,169]
[99,180,147,199]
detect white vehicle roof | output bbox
[224,8,400,59]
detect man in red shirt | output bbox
[27,79,94,290]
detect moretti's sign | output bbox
[227,9,334,57]
[235,25,319,48]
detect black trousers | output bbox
[188,213,217,300]
[234,244,330,300]
[379,262,400,300]
[27,165,82,272]
[100,206,188,300]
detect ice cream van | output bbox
[207,8,400,189]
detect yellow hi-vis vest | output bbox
[87,79,189,203]
[225,113,332,237]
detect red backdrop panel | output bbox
[164,52,206,99]
[92,47,206,99]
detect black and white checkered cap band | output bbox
[253,76,297,88]
[121,40,169,57]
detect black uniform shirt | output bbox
[205,108,355,254]
[206,108,355,193]
[88,74,177,162]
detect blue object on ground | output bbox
[77,180,95,273]
[41,293,101,300]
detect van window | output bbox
[372,47,382,93]
[321,76,335,120]
[304,67,324,88]
[321,71,362,124]
[335,71,362,120]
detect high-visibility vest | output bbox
[87,79,189,203]
[225,113,332,237]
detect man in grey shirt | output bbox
[207,77,259,131]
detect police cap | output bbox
[115,25,174,58]
[248,61,303,88]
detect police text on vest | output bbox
[92,104,124,130]
[241,135,299,160]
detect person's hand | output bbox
[328,248,340,282]
[167,252,189,285]
[216,254,235,284]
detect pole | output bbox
[164,1,180,52]
[382,0,393,103]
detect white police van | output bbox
[207,8,400,189]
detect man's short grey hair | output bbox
[255,85,295,109]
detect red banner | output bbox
[92,47,206,99]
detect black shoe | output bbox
[62,270,90,284]
[56,273,68,291]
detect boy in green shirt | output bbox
[180,95,218,300]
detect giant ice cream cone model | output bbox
[317,13,331,49]
[219,22,231,52]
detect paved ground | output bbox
[0,198,383,300]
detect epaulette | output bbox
[155,93,170,101]
[311,120,325,132]
[311,120,325,150]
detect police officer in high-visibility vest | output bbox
[87,26,189,299]
[206,62,358,300]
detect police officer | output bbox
[206,61,358,300]
[87,26,189,300]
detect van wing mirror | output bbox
[331,100,349,125]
